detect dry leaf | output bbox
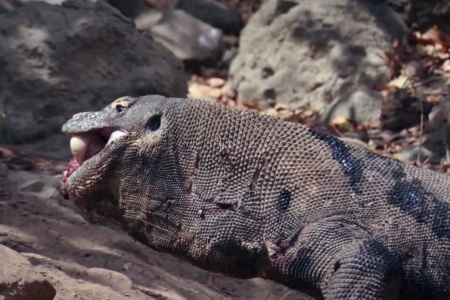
[443,60,450,72]
[421,26,441,43]
[387,75,408,88]
[330,117,351,131]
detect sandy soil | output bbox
[0,138,311,300]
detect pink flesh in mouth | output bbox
[70,133,106,166]
[60,157,80,199]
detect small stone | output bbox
[122,262,132,271]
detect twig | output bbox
[409,76,425,164]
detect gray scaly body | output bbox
[60,95,450,300]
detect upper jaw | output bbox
[61,109,129,171]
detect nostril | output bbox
[333,261,340,272]
[72,112,87,119]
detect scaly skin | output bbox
[61,95,450,300]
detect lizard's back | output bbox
[180,99,450,299]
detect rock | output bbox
[429,95,450,126]
[0,245,56,300]
[176,0,243,33]
[86,268,134,292]
[7,170,62,200]
[106,0,145,18]
[107,0,224,62]
[135,8,223,61]
[392,123,448,164]
[0,0,65,13]
[228,0,407,111]
[320,87,384,124]
[0,0,187,143]
[388,0,450,34]
[393,144,440,164]
[380,88,433,132]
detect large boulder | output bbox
[0,0,187,143]
[228,0,407,114]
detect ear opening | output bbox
[146,114,162,131]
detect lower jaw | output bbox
[60,157,80,199]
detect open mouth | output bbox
[60,127,127,199]
[69,128,127,166]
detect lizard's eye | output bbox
[147,114,161,131]
[115,104,124,113]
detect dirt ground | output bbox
[0,136,311,300]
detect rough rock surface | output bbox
[0,245,56,300]
[228,0,407,113]
[0,0,187,144]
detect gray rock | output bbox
[380,88,434,132]
[321,87,384,124]
[0,245,56,300]
[228,0,407,112]
[106,0,224,62]
[0,0,187,143]
[388,0,450,34]
[176,0,243,33]
[135,8,223,61]
[0,0,66,13]
[392,123,448,164]
[106,0,144,18]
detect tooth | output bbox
[107,130,126,145]
[70,135,88,165]
[69,131,124,166]
[70,134,106,165]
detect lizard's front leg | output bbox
[267,220,402,300]
[325,240,402,300]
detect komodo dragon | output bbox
[60,95,450,300]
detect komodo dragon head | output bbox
[61,95,184,240]
[60,95,266,276]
